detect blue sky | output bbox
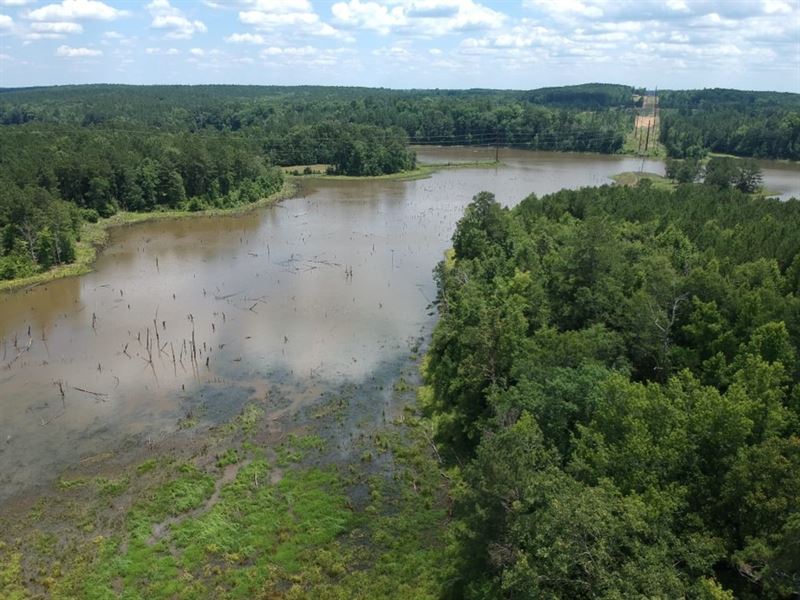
[0,0,798,91]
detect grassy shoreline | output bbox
[0,180,297,294]
[288,160,502,182]
[0,160,499,294]
[611,171,782,197]
[611,171,675,191]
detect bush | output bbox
[80,208,100,223]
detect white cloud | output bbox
[239,0,344,37]
[241,1,312,26]
[762,0,792,14]
[145,46,180,55]
[28,0,127,21]
[690,12,739,28]
[55,44,102,57]
[331,0,404,34]
[189,47,205,56]
[147,0,207,39]
[1,0,36,5]
[22,32,63,39]
[258,44,355,67]
[0,13,12,29]
[225,32,265,43]
[526,0,604,19]
[102,30,122,38]
[261,44,316,56]
[665,0,689,12]
[669,31,690,43]
[331,0,505,36]
[372,45,412,59]
[591,20,642,33]
[31,21,83,33]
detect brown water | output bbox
[0,147,797,501]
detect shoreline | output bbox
[611,171,782,197]
[0,160,498,294]
[286,159,502,182]
[0,180,298,295]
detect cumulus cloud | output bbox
[258,44,355,67]
[55,44,102,56]
[451,0,797,77]
[762,0,792,14]
[31,21,83,33]
[666,0,690,11]
[525,0,604,19]
[145,47,180,55]
[0,13,13,29]
[372,45,412,59]
[28,0,127,21]
[239,0,345,37]
[148,0,207,39]
[225,32,265,43]
[331,0,404,34]
[331,0,505,35]
[261,44,316,57]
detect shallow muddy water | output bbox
[0,147,797,501]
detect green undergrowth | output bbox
[611,171,675,191]
[1,389,451,599]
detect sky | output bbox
[0,0,798,91]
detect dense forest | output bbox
[0,83,632,153]
[659,89,800,160]
[0,128,285,279]
[426,183,800,598]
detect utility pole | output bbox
[653,86,659,154]
[645,122,651,152]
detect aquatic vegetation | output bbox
[0,376,450,599]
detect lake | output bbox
[0,147,797,502]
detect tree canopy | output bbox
[426,182,800,599]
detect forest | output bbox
[425,183,800,598]
[658,89,800,160]
[0,128,285,279]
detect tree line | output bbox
[425,183,800,598]
[0,128,284,279]
[0,84,634,153]
[666,155,765,193]
[658,89,800,160]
